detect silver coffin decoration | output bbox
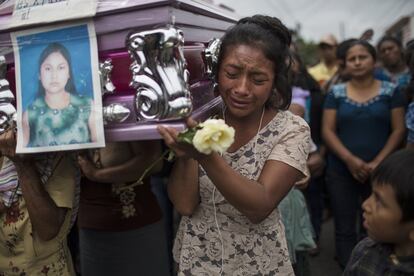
[127,26,192,120]
[203,38,221,79]
[99,59,116,96]
[99,59,131,124]
[103,104,131,125]
[0,56,16,133]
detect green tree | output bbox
[295,37,319,67]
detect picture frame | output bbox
[11,21,105,153]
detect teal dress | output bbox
[279,188,316,263]
[27,94,92,147]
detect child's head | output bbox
[37,42,77,96]
[362,149,414,244]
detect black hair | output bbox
[217,15,292,110]
[290,52,320,92]
[37,42,77,96]
[344,40,377,66]
[377,35,403,50]
[336,38,358,64]
[371,149,414,222]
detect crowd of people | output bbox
[1,13,414,276]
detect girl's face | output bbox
[345,44,375,79]
[39,51,70,95]
[217,44,275,119]
[379,40,402,67]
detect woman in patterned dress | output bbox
[158,15,310,275]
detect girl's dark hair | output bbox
[336,38,358,64]
[377,36,403,50]
[344,40,377,66]
[371,149,414,222]
[217,15,292,110]
[37,42,77,96]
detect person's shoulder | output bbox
[308,62,323,71]
[379,80,397,96]
[28,96,47,110]
[326,82,347,98]
[276,110,310,134]
[354,237,378,252]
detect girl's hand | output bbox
[77,155,99,181]
[294,173,310,190]
[346,155,370,183]
[157,118,206,160]
[366,159,381,173]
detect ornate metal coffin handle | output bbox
[126,26,192,120]
[203,38,221,80]
[99,58,116,96]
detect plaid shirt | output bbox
[344,238,414,276]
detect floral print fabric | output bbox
[173,111,310,275]
[0,154,77,276]
[406,102,414,144]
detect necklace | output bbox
[222,107,266,150]
[214,107,265,275]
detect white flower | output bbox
[192,119,235,154]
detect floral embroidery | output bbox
[122,204,136,218]
[112,184,137,218]
[0,154,76,275]
[5,233,20,255]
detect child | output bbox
[343,149,414,275]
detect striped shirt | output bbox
[0,157,20,207]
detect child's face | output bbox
[39,51,70,95]
[362,183,411,244]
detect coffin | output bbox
[0,0,237,142]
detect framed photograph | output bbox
[11,21,105,153]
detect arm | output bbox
[78,140,162,183]
[289,103,305,118]
[0,130,70,241]
[88,99,97,143]
[322,109,370,182]
[167,157,200,216]
[158,123,200,216]
[289,103,325,178]
[159,118,308,223]
[16,159,68,241]
[199,153,302,224]
[368,107,406,170]
[22,111,30,147]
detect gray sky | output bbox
[214,0,414,43]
